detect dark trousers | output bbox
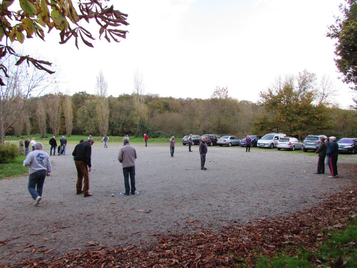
[317,155,326,174]
[329,155,338,176]
[28,170,46,200]
[189,142,192,152]
[123,166,136,194]
[75,161,90,195]
[246,144,251,152]
[200,154,206,169]
[50,146,57,156]
[170,146,175,157]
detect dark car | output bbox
[201,134,220,146]
[182,135,201,145]
[302,135,327,152]
[337,138,357,154]
[240,135,261,147]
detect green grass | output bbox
[253,217,357,267]
[0,154,28,179]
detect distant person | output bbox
[72,138,95,197]
[24,138,30,156]
[245,135,252,152]
[144,133,148,147]
[101,135,109,148]
[199,137,208,170]
[23,142,52,206]
[188,134,193,152]
[118,137,137,195]
[19,137,24,155]
[60,136,67,155]
[30,137,36,151]
[315,137,327,174]
[170,136,175,157]
[326,136,339,178]
[49,136,57,156]
[325,138,331,166]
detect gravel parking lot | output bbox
[0,142,356,264]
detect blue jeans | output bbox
[123,166,136,194]
[61,145,66,155]
[170,147,175,157]
[25,147,29,155]
[104,141,108,148]
[50,146,56,156]
[28,170,46,200]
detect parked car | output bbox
[240,135,262,147]
[217,136,241,147]
[277,137,303,151]
[337,138,357,154]
[257,133,286,148]
[302,135,327,152]
[182,135,201,145]
[201,134,220,146]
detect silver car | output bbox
[277,137,302,151]
[217,136,241,147]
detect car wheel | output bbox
[352,148,356,154]
[277,148,281,150]
[270,143,274,149]
[303,148,307,152]
[228,143,232,147]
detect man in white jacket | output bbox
[23,142,52,206]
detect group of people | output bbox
[168,134,208,170]
[19,137,37,155]
[49,136,67,156]
[315,136,339,177]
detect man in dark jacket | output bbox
[315,137,327,174]
[72,138,94,197]
[326,136,339,177]
[199,137,208,170]
[49,136,57,156]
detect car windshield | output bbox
[261,135,275,140]
[280,138,289,142]
[306,136,319,141]
[220,136,229,139]
[338,139,354,143]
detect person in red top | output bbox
[144,134,148,147]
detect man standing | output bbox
[144,133,148,147]
[199,137,208,170]
[245,135,252,152]
[188,134,193,152]
[315,137,327,174]
[60,136,67,155]
[19,137,24,155]
[101,135,109,148]
[327,136,339,178]
[24,138,30,156]
[72,138,94,197]
[23,142,52,206]
[49,136,57,156]
[118,137,137,195]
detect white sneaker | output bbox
[35,196,42,206]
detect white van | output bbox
[257,133,286,149]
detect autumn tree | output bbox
[327,0,357,94]
[133,69,148,136]
[36,99,46,137]
[44,93,62,136]
[252,73,331,139]
[0,0,129,141]
[63,95,73,137]
[96,71,109,136]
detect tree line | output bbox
[5,83,357,141]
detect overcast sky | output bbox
[21,0,356,109]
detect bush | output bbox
[0,143,19,163]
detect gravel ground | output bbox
[0,142,356,264]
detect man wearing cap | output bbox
[326,136,339,178]
[23,142,52,206]
[72,138,94,197]
[118,137,137,195]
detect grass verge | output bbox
[0,155,28,179]
[254,217,357,268]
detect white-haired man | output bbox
[23,142,52,206]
